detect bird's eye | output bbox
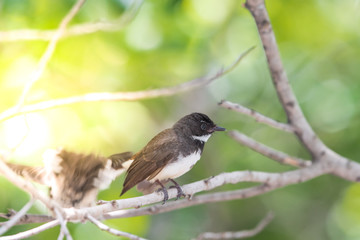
[201,123,207,130]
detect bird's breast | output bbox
[148,150,201,182]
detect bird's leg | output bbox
[169,179,186,200]
[155,180,168,204]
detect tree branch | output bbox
[14,0,87,114]
[0,163,334,226]
[244,0,327,160]
[63,163,328,221]
[219,100,293,133]
[0,212,54,226]
[54,209,72,240]
[228,130,311,168]
[0,47,254,122]
[243,0,360,183]
[0,0,143,42]
[0,220,59,240]
[86,215,147,240]
[0,199,35,235]
[195,211,274,240]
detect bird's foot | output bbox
[169,179,186,200]
[156,187,169,204]
[155,180,169,204]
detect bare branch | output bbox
[57,231,64,240]
[228,130,311,167]
[54,209,72,240]
[86,215,147,240]
[14,0,86,113]
[2,185,274,225]
[0,0,143,42]
[244,0,327,159]
[0,163,335,225]
[102,185,268,218]
[242,0,360,183]
[64,163,328,221]
[0,220,59,240]
[0,47,254,122]
[195,211,274,240]
[219,100,294,133]
[0,199,35,235]
[0,212,54,225]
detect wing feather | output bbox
[121,129,178,195]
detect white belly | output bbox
[149,151,201,182]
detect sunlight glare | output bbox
[1,114,51,157]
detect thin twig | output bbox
[0,47,255,122]
[0,212,54,225]
[228,130,311,167]
[14,0,86,113]
[195,211,274,239]
[9,115,30,154]
[0,0,143,42]
[86,215,147,240]
[54,209,72,240]
[0,220,59,240]
[219,100,294,133]
[57,231,64,240]
[0,199,35,235]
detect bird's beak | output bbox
[211,125,226,132]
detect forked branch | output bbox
[244,0,327,159]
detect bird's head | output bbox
[174,113,225,140]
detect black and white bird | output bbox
[7,149,133,208]
[120,112,225,203]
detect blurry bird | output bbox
[7,149,133,208]
[120,112,225,203]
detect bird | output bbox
[6,148,133,208]
[120,112,225,203]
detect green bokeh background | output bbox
[0,0,359,239]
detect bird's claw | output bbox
[169,185,186,200]
[156,187,169,204]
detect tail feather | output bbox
[120,186,129,196]
[108,152,133,169]
[6,162,46,185]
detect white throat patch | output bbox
[192,134,211,143]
